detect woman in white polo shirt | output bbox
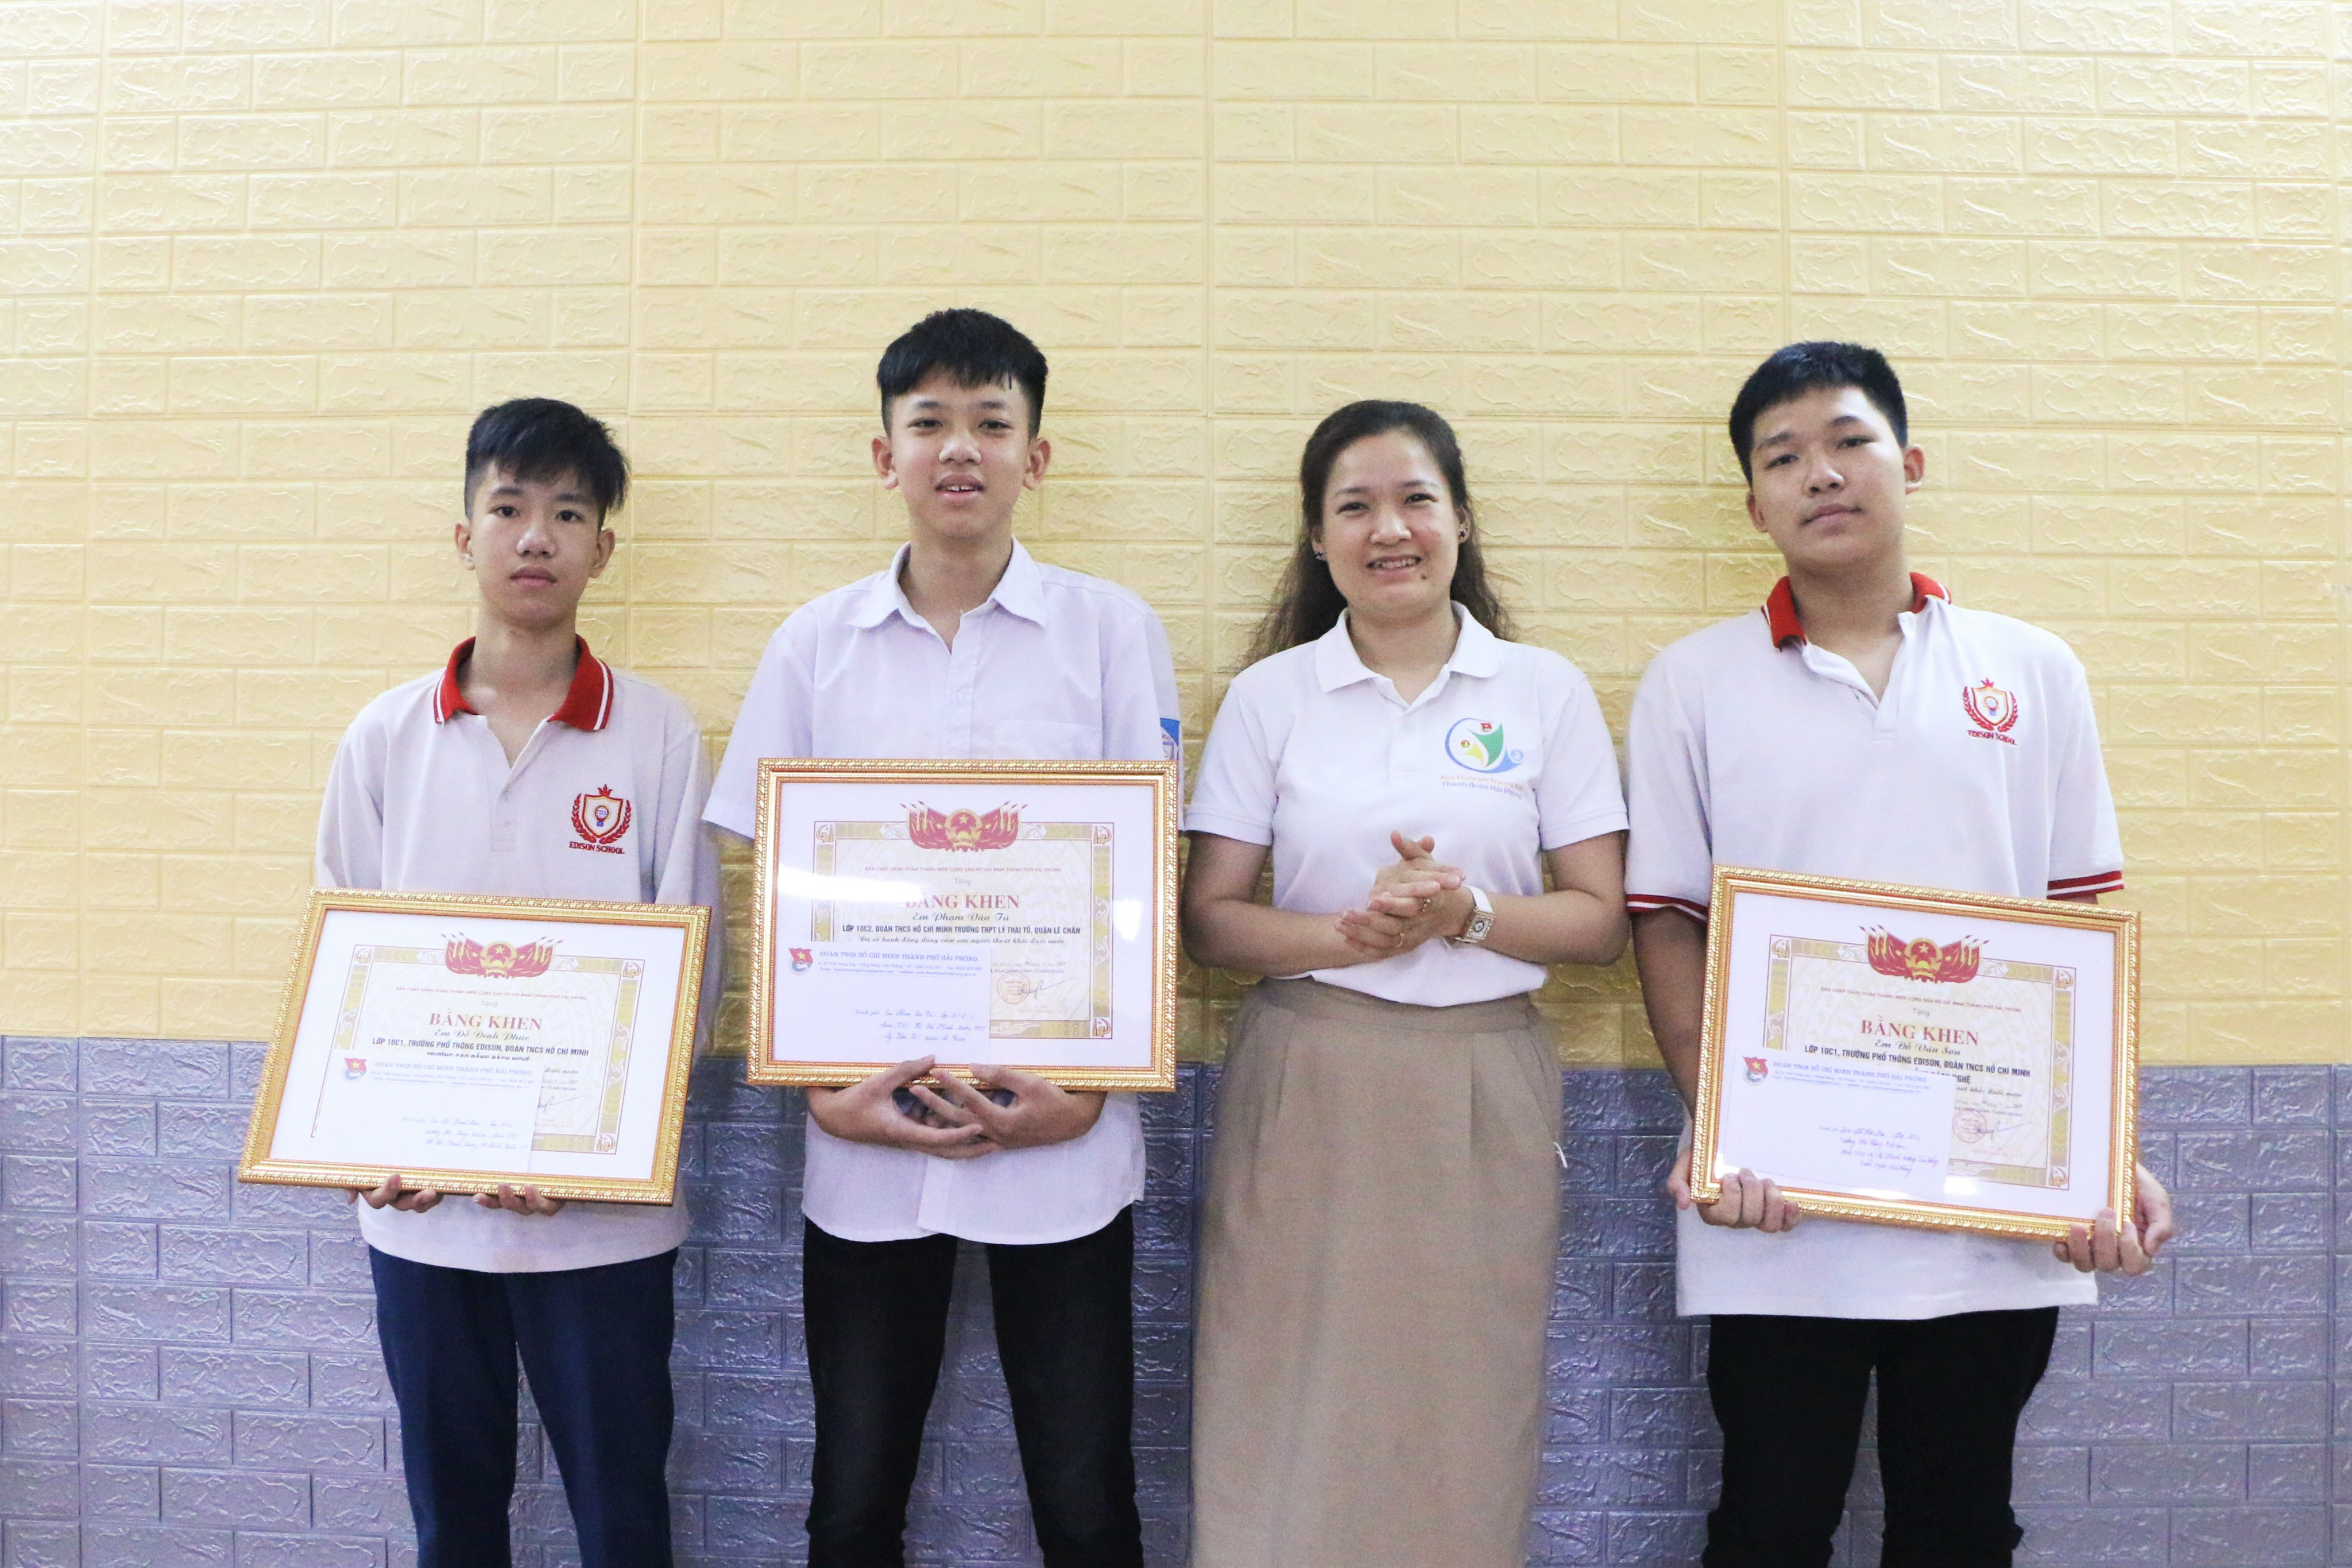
[1181,400,1630,1568]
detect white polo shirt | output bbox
[1626,575,2124,1319]
[318,637,722,1274]
[1185,609,1628,1007]
[706,540,1181,1246]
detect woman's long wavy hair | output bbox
[1245,400,1514,665]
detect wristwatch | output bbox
[1452,884,1495,947]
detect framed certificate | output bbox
[748,759,1179,1090]
[1693,865,2138,1241]
[239,889,709,1203]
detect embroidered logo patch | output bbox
[1962,679,2019,745]
[570,785,632,853]
[1445,718,1524,774]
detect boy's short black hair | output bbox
[876,308,1048,433]
[1727,342,1908,482]
[463,398,629,519]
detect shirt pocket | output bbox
[979,718,1100,761]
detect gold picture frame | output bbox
[238,888,709,1203]
[1693,865,2138,1242]
[747,758,1180,1091]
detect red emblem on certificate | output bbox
[571,785,632,851]
[444,936,556,979]
[907,803,1022,853]
[1962,678,2019,744]
[1864,929,1982,985]
[1743,1056,1769,1082]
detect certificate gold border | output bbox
[1692,865,2138,1243]
[746,758,1179,1091]
[237,888,710,1203]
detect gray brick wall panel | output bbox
[1,1046,2342,1563]
[82,1523,234,1565]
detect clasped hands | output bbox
[1333,830,1474,961]
[1664,1145,2177,1276]
[807,1055,1105,1158]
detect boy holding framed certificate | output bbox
[705,309,1179,1567]
[316,399,719,1567]
[1625,343,2176,1566]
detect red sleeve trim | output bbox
[2048,870,2123,896]
[1628,893,1709,921]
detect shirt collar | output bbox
[433,636,613,731]
[1312,605,1502,694]
[1763,572,1947,648]
[849,540,1047,631]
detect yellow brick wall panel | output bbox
[236,544,390,605]
[1299,103,1460,164]
[233,791,327,854]
[485,0,636,45]
[2,11,2344,1061]
[251,292,403,353]
[2262,812,2343,870]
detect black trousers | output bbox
[369,1246,678,1568]
[802,1207,1143,1568]
[1703,1307,2060,1568]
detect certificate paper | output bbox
[239,891,707,1202]
[1695,866,2138,1241]
[749,760,1179,1089]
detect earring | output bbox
[1457,528,1468,542]
[1312,550,1326,562]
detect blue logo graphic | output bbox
[1159,717,1181,761]
[1445,718,1523,774]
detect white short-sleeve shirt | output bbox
[1185,610,1628,1008]
[318,638,723,1275]
[706,541,1182,1246]
[1626,576,2125,1320]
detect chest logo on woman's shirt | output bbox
[570,785,633,853]
[1962,679,2019,745]
[1445,718,1525,774]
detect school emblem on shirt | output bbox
[790,947,814,973]
[1962,679,2019,745]
[343,1057,368,1080]
[1444,718,1524,775]
[570,785,632,854]
[444,936,557,980]
[907,804,1022,852]
[1865,929,1982,985]
[1744,1056,1769,1083]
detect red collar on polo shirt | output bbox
[1763,573,1947,648]
[432,636,614,730]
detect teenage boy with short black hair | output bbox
[1626,343,2176,1567]
[706,309,1178,1568]
[319,398,719,1567]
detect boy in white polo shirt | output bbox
[318,398,719,1568]
[1626,343,2175,1567]
[706,309,1178,1568]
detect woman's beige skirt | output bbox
[1190,978,1561,1568]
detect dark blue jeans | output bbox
[801,1209,1143,1568]
[369,1245,678,1568]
